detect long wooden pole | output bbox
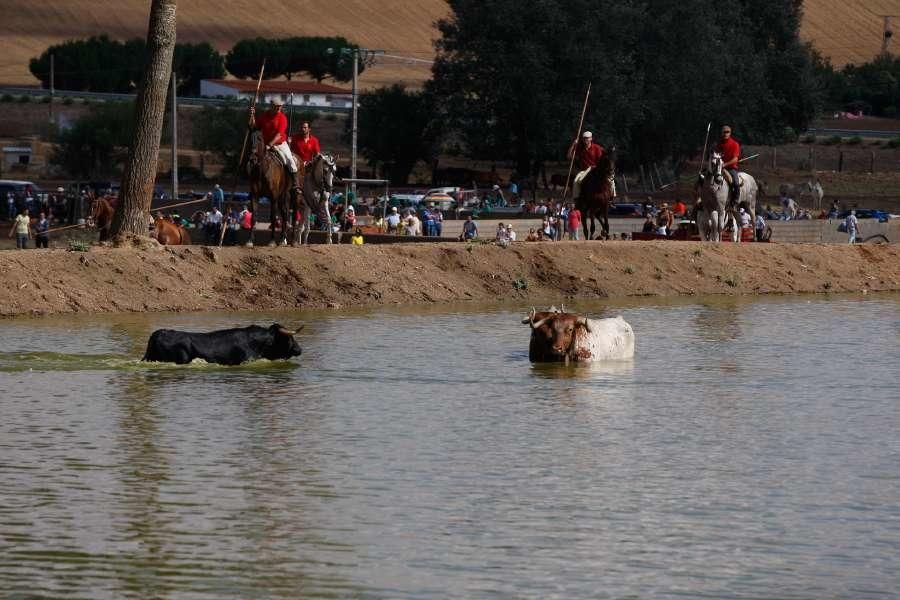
[562,82,592,203]
[224,59,266,247]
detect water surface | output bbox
[1,295,898,599]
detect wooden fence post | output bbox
[838,151,844,173]
[772,146,777,169]
[870,151,875,173]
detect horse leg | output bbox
[247,190,257,248]
[600,208,610,240]
[320,198,333,244]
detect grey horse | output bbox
[697,152,758,242]
[296,153,339,245]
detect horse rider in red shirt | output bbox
[715,125,741,202]
[290,121,322,166]
[249,98,300,191]
[567,130,607,199]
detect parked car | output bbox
[837,208,890,223]
[607,202,644,217]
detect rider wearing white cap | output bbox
[248,97,300,190]
[567,130,607,199]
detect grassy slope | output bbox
[0,0,447,89]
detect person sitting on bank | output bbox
[351,227,364,245]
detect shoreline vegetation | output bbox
[1,242,898,318]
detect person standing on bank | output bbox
[8,207,30,249]
[249,98,301,192]
[567,130,605,200]
[34,211,50,248]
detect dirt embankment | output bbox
[1,241,898,318]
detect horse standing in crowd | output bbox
[246,135,295,246]
[299,153,339,245]
[575,151,615,240]
[90,197,115,242]
[697,152,758,242]
[152,212,189,245]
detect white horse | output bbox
[296,153,339,245]
[780,178,824,212]
[697,152,758,242]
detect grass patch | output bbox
[846,135,863,145]
[67,240,90,252]
[513,277,528,291]
[820,135,843,146]
[623,265,634,275]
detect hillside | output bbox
[800,0,900,66]
[0,0,447,90]
[2,1,899,90]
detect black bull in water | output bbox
[142,323,304,365]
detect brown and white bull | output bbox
[522,307,635,363]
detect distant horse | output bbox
[575,152,615,240]
[698,152,757,242]
[299,153,339,245]
[91,197,115,242]
[780,178,824,211]
[246,135,295,246]
[152,213,189,245]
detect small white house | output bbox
[200,79,352,110]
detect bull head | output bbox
[522,307,551,330]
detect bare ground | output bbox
[1,241,897,318]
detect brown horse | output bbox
[246,137,298,246]
[91,197,115,242]
[575,152,615,240]
[152,213,189,245]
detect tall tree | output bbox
[226,36,363,82]
[111,0,177,240]
[52,102,136,178]
[172,42,225,95]
[350,84,437,184]
[430,0,820,171]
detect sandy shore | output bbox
[0,241,897,318]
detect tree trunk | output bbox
[110,0,177,240]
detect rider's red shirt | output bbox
[256,111,287,145]
[716,137,741,168]
[290,134,321,162]
[575,142,605,170]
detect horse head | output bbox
[708,152,724,180]
[313,153,339,192]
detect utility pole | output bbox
[878,15,900,55]
[49,53,54,123]
[351,47,359,199]
[171,70,178,201]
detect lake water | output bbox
[1,295,898,599]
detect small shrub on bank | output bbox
[846,136,863,145]
[887,137,900,148]
[62,97,74,106]
[40,96,51,104]
[801,134,816,144]
[0,93,13,102]
[17,95,31,103]
[821,135,843,146]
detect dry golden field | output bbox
[800,0,900,66]
[0,0,447,89]
[1,1,899,88]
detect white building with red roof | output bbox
[200,79,352,110]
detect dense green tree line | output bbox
[427,0,822,174]
[30,36,223,96]
[30,35,359,96]
[819,53,900,117]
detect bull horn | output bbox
[294,324,305,334]
[531,316,550,330]
[521,307,536,325]
[576,316,592,332]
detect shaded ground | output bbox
[0,241,897,318]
